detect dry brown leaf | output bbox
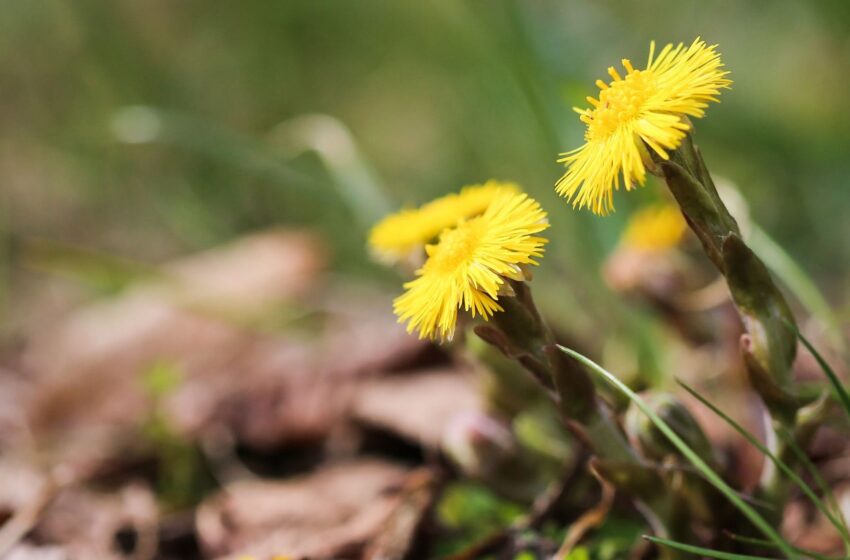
[29,483,157,560]
[363,469,439,560]
[0,461,47,519]
[21,231,324,441]
[208,302,428,450]
[350,368,482,450]
[163,231,324,317]
[2,543,69,560]
[783,484,849,556]
[0,368,34,450]
[197,459,411,559]
[9,231,428,474]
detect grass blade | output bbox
[111,106,322,192]
[788,322,850,421]
[22,237,162,295]
[645,535,782,559]
[775,425,850,551]
[678,381,850,544]
[558,345,799,559]
[727,530,844,560]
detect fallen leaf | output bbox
[197,459,411,559]
[350,368,481,450]
[31,483,158,560]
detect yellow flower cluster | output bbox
[388,188,549,340]
[368,181,519,262]
[370,38,728,342]
[557,38,731,215]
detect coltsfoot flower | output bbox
[394,191,549,340]
[556,38,731,215]
[621,202,687,251]
[368,180,519,262]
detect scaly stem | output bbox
[654,132,802,527]
[475,280,684,557]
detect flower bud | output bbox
[624,393,712,464]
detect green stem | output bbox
[582,401,636,464]
[477,281,685,556]
[563,346,799,559]
[655,132,817,546]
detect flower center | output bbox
[429,220,481,274]
[586,65,656,141]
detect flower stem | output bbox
[476,280,690,556]
[655,132,803,522]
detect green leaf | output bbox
[678,380,850,544]
[645,535,782,559]
[558,345,799,560]
[788,321,850,421]
[565,547,591,560]
[143,361,183,398]
[725,533,843,560]
[22,237,161,296]
[434,482,524,555]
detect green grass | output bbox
[559,345,799,559]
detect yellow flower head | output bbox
[556,38,731,215]
[621,203,687,251]
[394,191,549,341]
[369,181,520,262]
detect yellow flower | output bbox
[556,38,731,215]
[368,181,519,262]
[394,191,549,341]
[621,203,687,251]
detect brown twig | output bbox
[555,463,615,558]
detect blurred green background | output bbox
[2,0,849,332]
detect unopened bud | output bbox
[624,393,712,464]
